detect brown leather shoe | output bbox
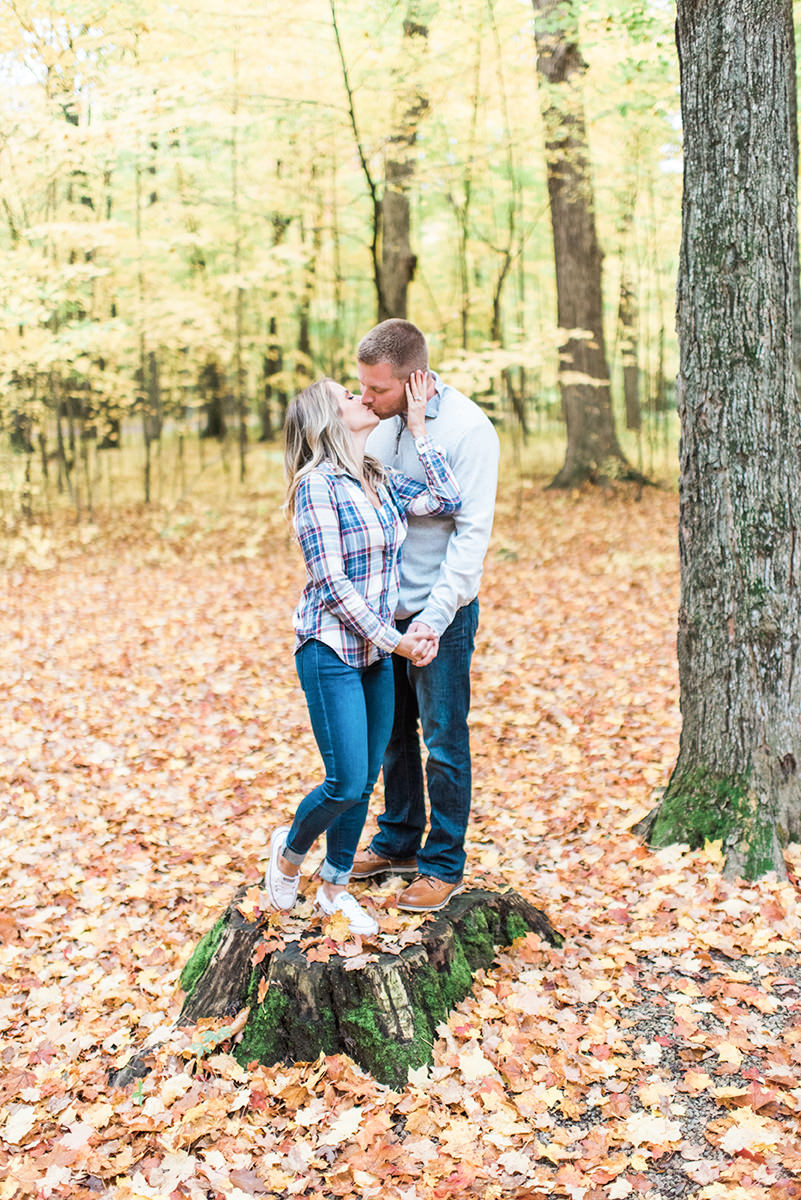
[396,875,465,912]
[350,846,418,880]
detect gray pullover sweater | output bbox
[366,373,500,636]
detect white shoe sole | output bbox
[267,827,298,911]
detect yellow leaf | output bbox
[160,1072,194,1107]
[459,1044,496,1080]
[715,1041,743,1067]
[324,1106,363,1146]
[623,1112,682,1147]
[702,839,725,866]
[2,1106,36,1145]
[719,1108,782,1154]
[322,909,352,944]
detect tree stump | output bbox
[174,887,561,1088]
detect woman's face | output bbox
[335,383,380,434]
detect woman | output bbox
[266,371,461,935]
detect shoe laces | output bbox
[333,891,370,920]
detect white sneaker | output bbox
[266,827,299,911]
[316,887,379,936]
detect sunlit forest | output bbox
[0,0,681,519]
[6,4,801,1197]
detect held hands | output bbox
[405,370,431,439]
[395,620,439,667]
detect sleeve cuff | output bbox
[374,624,403,653]
[414,608,449,637]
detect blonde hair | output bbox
[284,378,385,518]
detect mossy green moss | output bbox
[180,915,226,996]
[437,941,473,1010]
[649,766,778,881]
[649,768,753,850]
[506,911,534,944]
[336,942,482,1085]
[743,811,780,880]
[234,984,291,1067]
[459,909,497,967]
[338,1000,432,1087]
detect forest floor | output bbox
[1,479,800,1200]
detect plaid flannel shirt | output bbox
[293,435,461,667]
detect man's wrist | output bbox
[414,611,446,638]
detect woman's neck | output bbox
[349,428,370,471]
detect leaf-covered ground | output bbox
[1,482,800,1200]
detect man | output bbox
[351,319,500,911]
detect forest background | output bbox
[0,0,681,521]
[5,3,801,1200]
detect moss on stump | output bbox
[178,887,561,1088]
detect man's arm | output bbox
[414,420,500,635]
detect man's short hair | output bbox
[357,319,428,377]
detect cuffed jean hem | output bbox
[282,843,306,867]
[411,867,463,884]
[320,860,352,885]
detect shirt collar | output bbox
[426,371,443,418]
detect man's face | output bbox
[357,360,408,420]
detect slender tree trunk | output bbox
[200,358,226,440]
[531,0,634,487]
[260,318,285,440]
[298,168,323,381]
[618,273,640,431]
[260,201,291,440]
[134,80,151,505]
[146,351,162,441]
[330,0,386,319]
[378,3,430,320]
[642,0,801,880]
[231,44,247,484]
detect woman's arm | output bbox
[389,373,462,517]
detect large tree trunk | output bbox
[378,2,430,321]
[643,0,801,879]
[531,0,634,488]
[789,14,801,398]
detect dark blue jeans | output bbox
[371,600,478,882]
[285,639,395,885]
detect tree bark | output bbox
[259,319,285,441]
[378,3,430,321]
[115,888,560,1090]
[531,0,635,487]
[642,0,801,879]
[199,357,227,440]
[618,273,640,431]
[788,13,801,397]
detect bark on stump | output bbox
[176,887,560,1088]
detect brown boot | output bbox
[350,846,418,879]
[397,875,465,912]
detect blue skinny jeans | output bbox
[371,599,478,882]
[284,639,395,885]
